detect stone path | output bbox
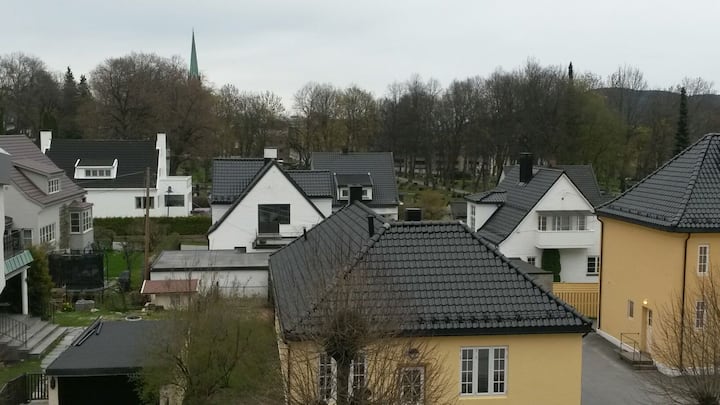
[41,327,84,370]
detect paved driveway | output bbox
[582,333,665,405]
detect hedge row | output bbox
[94,216,211,236]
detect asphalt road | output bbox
[582,333,666,405]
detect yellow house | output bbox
[596,133,720,363]
[270,202,592,404]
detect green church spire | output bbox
[189,30,199,79]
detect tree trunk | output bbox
[336,359,352,405]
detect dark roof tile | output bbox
[597,133,720,231]
[270,202,591,338]
[311,152,399,207]
[46,139,158,188]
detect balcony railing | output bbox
[535,229,596,249]
[3,230,23,259]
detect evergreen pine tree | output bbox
[568,62,574,82]
[78,74,91,99]
[60,67,81,138]
[673,87,689,155]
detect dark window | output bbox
[165,194,185,207]
[70,213,81,233]
[258,204,290,232]
[135,197,155,209]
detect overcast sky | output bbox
[6,0,720,109]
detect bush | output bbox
[28,246,54,319]
[94,216,211,236]
[542,249,562,282]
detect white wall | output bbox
[150,270,268,298]
[466,202,499,230]
[333,205,397,220]
[310,198,333,217]
[499,174,601,283]
[208,165,326,251]
[87,186,189,218]
[211,203,229,224]
[3,186,41,237]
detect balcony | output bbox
[535,229,596,249]
[4,229,24,259]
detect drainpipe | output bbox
[679,232,691,369]
[597,216,604,331]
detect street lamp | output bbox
[166,186,173,217]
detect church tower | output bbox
[189,30,199,79]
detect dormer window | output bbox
[74,158,118,179]
[340,188,349,198]
[48,178,60,194]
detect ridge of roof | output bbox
[271,203,591,338]
[597,134,720,231]
[208,160,326,234]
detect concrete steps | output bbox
[41,327,83,370]
[0,315,68,362]
[618,350,656,370]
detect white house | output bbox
[43,131,192,218]
[148,250,270,299]
[467,154,606,283]
[209,150,332,251]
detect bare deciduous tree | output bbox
[648,271,720,405]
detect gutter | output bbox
[597,216,604,330]
[680,232,691,368]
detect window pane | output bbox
[477,348,489,393]
[577,215,587,230]
[165,195,185,207]
[351,353,366,394]
[461,349,474,394]
[258,204,291,225]
[493,348,506,393]
[70,213,80,233]
[318,353,333,401]
[400,367,424,404]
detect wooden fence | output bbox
[553,282,599,318]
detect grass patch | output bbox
[0,359,41,386]
[53,308,173,327]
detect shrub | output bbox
[94,216,211,236]
[28,246,54,319]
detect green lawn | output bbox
[53,308,173,327]
[105,251,144,290]
[0,359,41,386]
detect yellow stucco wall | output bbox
[281,333,583,405]
[599,216,720,354]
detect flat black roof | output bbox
[46,320,162,377]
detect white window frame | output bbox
[318,352,367,402]
[399,366,425,405]
[627,300,634,319]
[460,346,507,396]
[698,245,709,274]
[70,212,81,234]
[135,196,155,209]
[39,223,56,244]
[587,256,601,276]
[48,178,60,194]
[470,205,476,230]
[82,210,92,232]
[577,215,587,231]
[526,256,536,266]
[696,300,706,329]
[537,215,547,231]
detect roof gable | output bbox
[270,202,591,339]
[0,135,85,206]
[597,133,720,231]
[208,161,326,234]
[46,139,158,188]
[311,152,399,207]
[211,158,265,203]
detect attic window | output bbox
[84,169,111,178]
[48,178,60,194]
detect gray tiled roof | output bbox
[555,165,606,207]
[476,168,564,244]
[311,152,399,207]
[0,135,85,206]
[597,134,720,231]
[152,250,269,271]
[211,158,265,204]
[45,139,158,188]
[270,202,591,339]
[286,170,334,198]
[335,173,372,186]
[465,190,507,204]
